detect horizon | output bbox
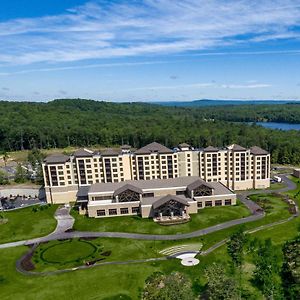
[1,1,300,101]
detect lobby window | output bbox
[109,209,117,215]
[97,210,106,216]
[215,200,222,206]
[132,207,140,214]
[205,201,213,207]
[120,208,129,215]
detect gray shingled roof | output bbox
[227,144,247,151]
[121,144,131,149]
[250,146,269,155]
[77,186,90,197]
[44,154,70,164]
[187,179,214,192]
[88,176,234,195]
[73,148,94,157]
[101,149,120,156]
[152,194,190,209]
[178,143,190,148]
[135,142,173,154]
[113,184,143,197]
[204,146,219,152]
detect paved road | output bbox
[0,174,296,249]
[0,206,74,249]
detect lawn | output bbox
[71,201,251,235]
[0,205,57,244]
[0,178,299,299]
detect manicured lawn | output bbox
[0,205,57,244]
[0,178,299,299]
[32,237,166,272]
[71,201,251,235]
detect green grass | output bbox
[0,178,299,299]
[71,201,251,235]
[0,205,57,244]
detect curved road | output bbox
[0,174,296,249]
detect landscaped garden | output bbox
[71,201,251,235]
[0,205,57,244]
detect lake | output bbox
[251,122,300,131]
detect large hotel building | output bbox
[42,142,270,219]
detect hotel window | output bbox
[109,209,117,216]
[205,201,213,207]
[197,202,203,208]
[132,207,140,214]
[225,199,232,205]
[215,200,222,206]
[97,210,106,216]
[120,208,129,215]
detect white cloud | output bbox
[220,83,271,89]
[0,0,300,65]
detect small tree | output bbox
[14,164,27,183]
[281,235,300,299]
[204,263,238,300]
[253,239,282,299]
[227,227,248,269]
[227,227,248,298]
[2,152,9,167]
[142,272,194,300]
[0,170,9,185]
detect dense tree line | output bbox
[1,99,300,165]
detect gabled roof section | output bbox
[227,144,246,151]
[113,183,143,197]
[178,143,190,148]
[135,142,173,154]
[121,144,131,149]
[203,146,219,152]
[101,149,120,156]
[187,179,214,192]
[152,194,190,210]
[250,146,269,155]
[44,154,70,164]
[73,148,94,157]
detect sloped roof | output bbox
[121,144,131,149]
[187,179,214,192]
[250,146,269,155]
[227,144,246,151]
[178,143,190,148]
[203,146,219,152]
[44,154,70,164]
[135,142,173,154]
[113,183,143,197]
[152,194,190,210]
[101,149,120,156]
[73,148,94,157]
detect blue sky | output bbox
[1,0,300,102]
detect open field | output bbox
[0,205,57,244]
[71,201,251,235]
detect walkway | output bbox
[0,174,296,248]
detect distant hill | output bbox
[152,99,300,107]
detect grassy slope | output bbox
[0,205,57,243]
[71,202,250,235]
[0,180,299,299]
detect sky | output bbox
[1,1,300,102]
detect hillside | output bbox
[0,99,300,165]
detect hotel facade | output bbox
[42,142,270,219]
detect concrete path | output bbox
[0,206,74,249]
[0,174,296,249]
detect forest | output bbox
[1,99,300,165]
